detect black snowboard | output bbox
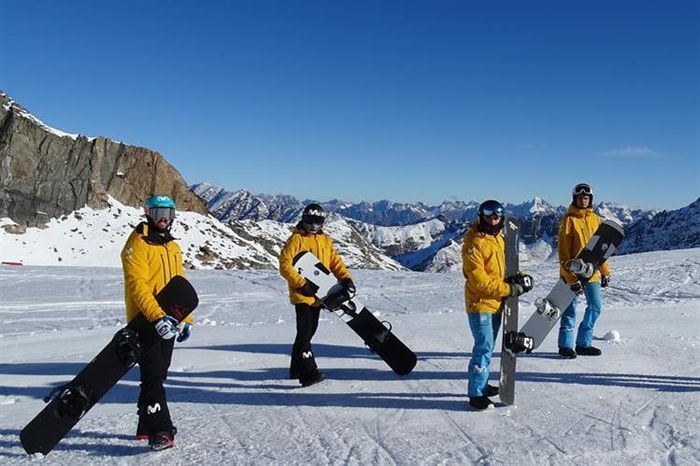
[499,218,521,405]
[293,251,417,375]
[20,275,198,455]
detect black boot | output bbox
[575,345,602,356]
[485,384,499,397]
[558,347,577,359]
[300,370,325,387]
[468,396,495,411]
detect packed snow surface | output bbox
[0,249,698,464]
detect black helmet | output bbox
[572,183,594,205]
[301,203,326,233]
[477,199,505,235]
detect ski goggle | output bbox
[148,207,175,221]
[572,184,593,196]
[482,207,504,217]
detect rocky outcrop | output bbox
[0,92,207,226]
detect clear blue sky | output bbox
[1,0,698,209]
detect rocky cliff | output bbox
[0,92,207,226]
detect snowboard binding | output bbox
[115,328,142,366]
[320,283,355,311]
[504,331,534,354]
[534,298,561,321]
[45,384,90,419]
[566,258,595,279]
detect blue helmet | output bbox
[144,195,176,210]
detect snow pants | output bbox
[137,337,175,436]
[558,281,603,349]
[291,303,321,378]
[467,311,502,397]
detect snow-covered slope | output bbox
[0,248,698,464]
[0,198,402,271]
[0,197,277,269]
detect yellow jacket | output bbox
[558,205,611,285]
[462,222,511,313]
[279,227,352,305]
[121,222,192,324]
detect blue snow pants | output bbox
[558,281,603,349]
[467,311,501,397]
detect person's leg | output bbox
[137,338,175,437]
[558,296,578,350]
[576,282,603,349]
[291,303,319,378]
[467,312,495,397]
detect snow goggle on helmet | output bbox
[148,207,176,221]
[479,200,505,218]
[572,183,593,197]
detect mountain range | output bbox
[1,91,697,271]
[192,182,697,271]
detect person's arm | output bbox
[558,218,578,285]
[279,235,306,289]
[463,243,511,298]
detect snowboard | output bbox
[499,218,523,405]
[20,275,198,455]
[292,252,417,375]
[519,219,624,350]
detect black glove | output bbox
[570,281,584,295]
[298,280,319,297]
[600,275,610,288]
[340,278,356,295]
[506,272,534,293]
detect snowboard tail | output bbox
[20,275,198,455]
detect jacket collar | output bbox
[136,221,175,245]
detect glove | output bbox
[298,280,319,297]
[600,275,610,288]
[509,283,525,297]
[570,281,584,295]
[340,278,356,295]
[506,272,534,293]
[177,322,192,342]
[154,316,179,340]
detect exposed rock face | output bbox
[0,92,207,226]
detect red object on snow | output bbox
[1,261,23,266]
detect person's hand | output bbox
[507,272,534,293]
[177,323,192,342]
[600,275,610,288]
[509,284,525,297]
[340,278,356,295]
[154,316,179,340]
[570,281,584,295]
[298,280,319,297]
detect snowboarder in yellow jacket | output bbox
[121,194,192,450]
[279,203,353,387]
[462,200,533,410]
[557,183,611,359]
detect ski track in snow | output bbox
[0,248,699,464]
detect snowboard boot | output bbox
[468,396,495,411]
[558,347,577,359]
[148,430,175,451]
[137,424,176,441]
[575,345,602,356]
[299,370,325,387]
[485,384,499,397]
